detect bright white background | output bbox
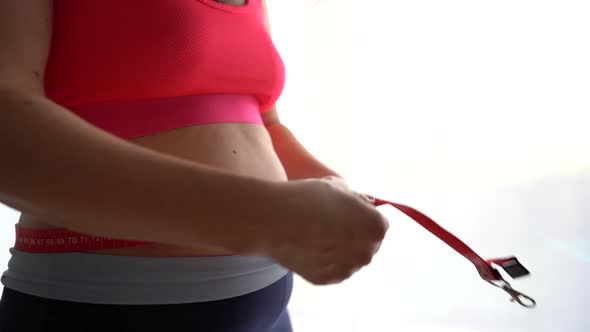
[2,0,589,331]
[266,0,590,331]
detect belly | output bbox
[17,122,288,257]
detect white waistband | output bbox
[1,248,288,305]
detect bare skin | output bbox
[17,0,284,257]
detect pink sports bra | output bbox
[44,0,285,138]
[15,1,286,251]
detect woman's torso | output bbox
[18,123,288,256]
[16,0,288,257]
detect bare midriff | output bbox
[16,122,288,257]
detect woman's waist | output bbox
[128,120,287,180]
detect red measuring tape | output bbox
[14,225,152,253]
[370,196,536,308]
[14,194,536,308]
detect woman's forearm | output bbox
[0,89,283,254]
[265,123,342,180]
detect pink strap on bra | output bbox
[69,94,264,139]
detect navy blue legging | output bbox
[0,273,293,332]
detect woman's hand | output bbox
[315,176,376,204]
[262,177,388,285]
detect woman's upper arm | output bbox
[261,0,271,32]
[0,0,53,95]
